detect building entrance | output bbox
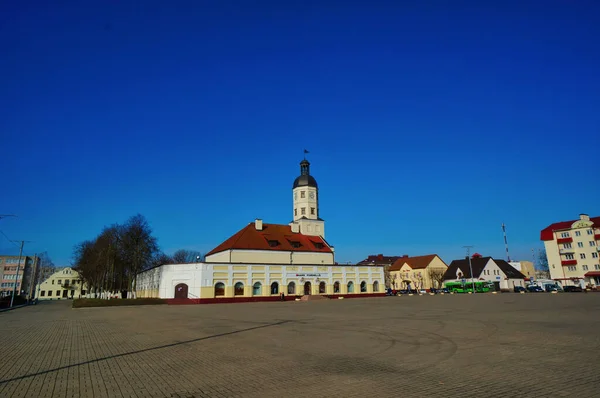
[304,282,311,295]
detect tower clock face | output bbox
[309,192,315,199]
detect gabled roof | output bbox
[389,254,445,271]
[206,222,333,256]
[540,216,600,241]
[443,257,526,280]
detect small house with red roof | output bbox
[135,158,385,301]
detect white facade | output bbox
[542,214,600,288]
[136,262,385,299]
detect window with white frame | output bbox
[578,242,584,248]
[567,266,577,271]
[560,232,570,238]
[575,231,581,236]
[593,252,598,258]
[565,254,575,260]
[590,241,596,247]
[582,265,589,271]
[588,229,594,235]
[564,243,572,249]
[595,264,600,270]
[580,253,586,259]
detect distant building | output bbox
[443,254,526,291]
[35,267,86,300]
[357,254,404,288]
[388,254,448,290]
[0,254,39,299]
[540,213,600,288]
[508,261,536,280]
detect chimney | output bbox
[402,254,408,258]
[291,223,299,233]
[255,219,263,231]
[580,214,590,221]
[377,254,383,260]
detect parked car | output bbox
[563,285,583,292]
[514,286,526,293]
[526,285,544,293]
[544,285,558,292]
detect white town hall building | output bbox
[135,158,385,301]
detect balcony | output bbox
[595,234,600,241]
[561,260,577,266]
[557,237,573,244]
[559,248,575,254]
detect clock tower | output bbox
[290,159,325,238]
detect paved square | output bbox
[1,294,599,397]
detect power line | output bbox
[0,230,20,248]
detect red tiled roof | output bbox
[540,216,600,241]
[206,222,333,256]
[389,254,446,271]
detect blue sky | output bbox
[1,1,599,266]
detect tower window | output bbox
[294,208,297,216]
[301,191,305,198]
[301,208,306,215]
[310,207,315,215]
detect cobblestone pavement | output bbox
[1,294,599,398]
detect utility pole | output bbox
[28,253,38,303]
[463,246,476,294]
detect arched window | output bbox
[319,281,326,294]
[234,282,244,296]
[347,281,354,293]
[253,282,262,296]
[360,281,367,292]
[215,282,225,297]
[287,282,295,295]
[271,282,279,295]
[333,281,340,293]
[373,281,379,292]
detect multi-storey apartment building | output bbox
[0,255,39,298]
[540,214,600,288]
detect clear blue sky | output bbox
[2,1,599,266]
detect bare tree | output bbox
[172,249,204,264]
[151,252,173,267]
[427,267,446,289]
[120,214,159,297]
[73,214,160,299]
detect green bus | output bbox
[445,281,494,293]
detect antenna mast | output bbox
[502,222,511,262]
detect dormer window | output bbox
[289,240,301,248]
[268,240,280,247]
[313,242,324,249]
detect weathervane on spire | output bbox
[303,149,309,160]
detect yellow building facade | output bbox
[36,267,86,300]
[388,254,448,290]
